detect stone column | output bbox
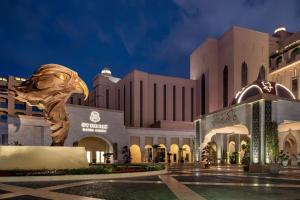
[235,134,241,164]
[216,134,223,164]
[195,120,201,162]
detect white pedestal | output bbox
[0,146,89,170]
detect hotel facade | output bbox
[0,25,300,166]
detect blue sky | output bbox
[0,0,299,87]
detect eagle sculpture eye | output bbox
[10,64,89,146]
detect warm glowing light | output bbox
[101,67,112,76]
[274,27,286,34]
[87,151,91,163]
[237,85,263,104]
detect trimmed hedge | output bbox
[0,163,165,176]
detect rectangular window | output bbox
[154,83,157,123]
[173,85,176,121]
[118,88,120,110]
[163,84,167,120]
[292,78,298,98]
[140,80,143,127]
[182,86,185,121]
[191,88,194,121]
[106,89,109,109]
[123,85,126,125]
[130,81,133,125]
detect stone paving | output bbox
[0,165,300,200]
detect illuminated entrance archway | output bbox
[78,136,112,164]
[201,124,249,149]
[170,144,179,163]
[130,144,142,163]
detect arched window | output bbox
[290,48,300,61]
[257,65,266,80]
[201,74,205,115]
[241,62,248,87]
[276,56,282,68]
[223,66,228,107]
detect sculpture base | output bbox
[0,146,89,170]
[248,164,269,173]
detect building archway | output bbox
[158,144,167,163]
[130,144,142,163]
[144,145,152,162]
[201,124,249,149]
[78,136,112,164]
[283,133,297,161]
[170,144,179,163]
[182,144,191,163]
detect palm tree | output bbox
[152,144,160,163]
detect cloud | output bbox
[116,11,155,56]
[94,24,112,44]
[154,0,300,66]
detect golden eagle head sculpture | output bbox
[10,64,89,146]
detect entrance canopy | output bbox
[201,124,249,149]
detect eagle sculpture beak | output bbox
[77,78,89,100]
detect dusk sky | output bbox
[0,0,299,87]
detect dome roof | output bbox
[231,80,295,105]
[101,67,112,77]
[274,25,286,34]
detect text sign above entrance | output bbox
[81,111,109,133]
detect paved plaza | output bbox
[0,165,300,200]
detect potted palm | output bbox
[152,144,160,163]
[103,153,113,164]
[241,142,250,171]
[279,150,289,167]
[122,146,131,163]
[297,153,300,166]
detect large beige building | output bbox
[191,25,300,166]
[191,26,300,115]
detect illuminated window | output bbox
[182,86,185,121]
